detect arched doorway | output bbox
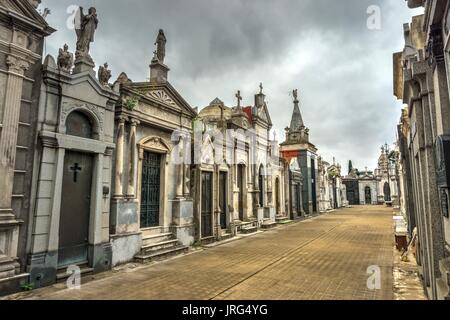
[365,186,372,205]
[275,177,281,215]
[59,111,95,267]
[384,182,391,202]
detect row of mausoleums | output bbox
[0,1,359,295]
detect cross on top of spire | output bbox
[235,90,242,108]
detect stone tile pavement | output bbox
[4,206,395,300]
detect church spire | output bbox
[289,89,304,131]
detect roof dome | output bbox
[198,98,233,120]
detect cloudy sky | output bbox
[40,0,422,171]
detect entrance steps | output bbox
[235,219,258,234]
[437,258,450,300]
[276,216,292,225]
[135,232,188,264]
[56,261,94,283]
[220,232,233,241]
[261,218,277,230]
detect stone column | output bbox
[127,119,139,198]
[176,137,184,198]
[114,117,127,198]
[183,134,191,198]
[0,56,29,218]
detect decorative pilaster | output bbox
[176,137,184,199]
[0,56,29,217]
[114,117,127,198]
[127,119,139,198]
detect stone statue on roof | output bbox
[57,44,73,72]
[75,7,98,61]
[98,62,111,86]
[155,29,167,63]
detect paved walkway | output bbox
[6,206,394,300]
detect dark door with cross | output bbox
[58,151,93,267]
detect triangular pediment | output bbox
[0,0,52,31]
[145,89,178,108]
[129,82,197,118]
[255,103,273,127]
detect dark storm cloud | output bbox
[40,0,422,170]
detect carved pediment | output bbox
[145,89,178,108]
[139,136,171,153]
[254,103,272,127]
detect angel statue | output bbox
[98,63,112,86]
[75,7,98,61]
[57,44,74,72]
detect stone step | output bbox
[142,233,174,246]
[140,239,179,255]
[200,236,216,245]
[436,277,450,300]
[261,221,277,229]
[236,219,257,226]
[135,245,189,264]
[220,233,233,241]
[276,216,290,223]
[439,258,450,286]
[56,262,94,283]
[240,226,258,234]
[141,227,164,238]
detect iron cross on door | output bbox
[70,162,82,183]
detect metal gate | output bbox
[201,172,213,237]
[219,172,227,229]
[140,151,161,228]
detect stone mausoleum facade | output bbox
[394,0,450,300]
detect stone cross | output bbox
[70,163,82,183]
[236,90,242,108]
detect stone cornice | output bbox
[0,39,41,65]
[42,65,120,103]
[0,5,55,36]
